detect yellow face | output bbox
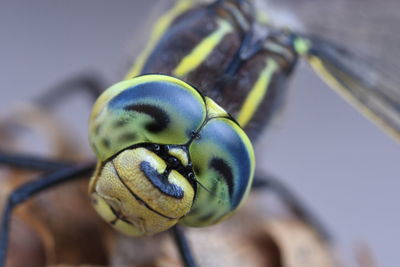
[89,147,195,236]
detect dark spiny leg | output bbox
[0,162,95,267]
[34,74,105,109]
[0,75,104,172]
[171,226,197,267]
[252,174,332,241]
[0,152,74,172]
[214,0,252,7]
[0,74,103,171]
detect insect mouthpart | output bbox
[88,145,195,236]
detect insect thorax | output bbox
[127,0,298,140]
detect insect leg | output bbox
[33,74,105,109]
[252,174,332,241]
[0,162,95,267]
[0,152,73,172]
[170,226,198,267]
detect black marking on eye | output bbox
[124,104,169,133]
[140,161,184,199]
[102,138,111,149]
[118,132,137,143]
[113,119,128,128]
[210,158,234,199]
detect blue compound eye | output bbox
[89,75,206,161]
[181,117,255,227]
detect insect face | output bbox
[88,74,255,236]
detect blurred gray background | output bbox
[0,0,399,266]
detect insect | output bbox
[0,0,399,266]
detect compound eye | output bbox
[89,75,206,161]
[181,117,255,227]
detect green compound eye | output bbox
[89,75,206,161]
[181,117,255,227]
[88,74,254,236]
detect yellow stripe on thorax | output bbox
[124,0,193,79]
[237,58,279,127]
[173,19,233,77]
